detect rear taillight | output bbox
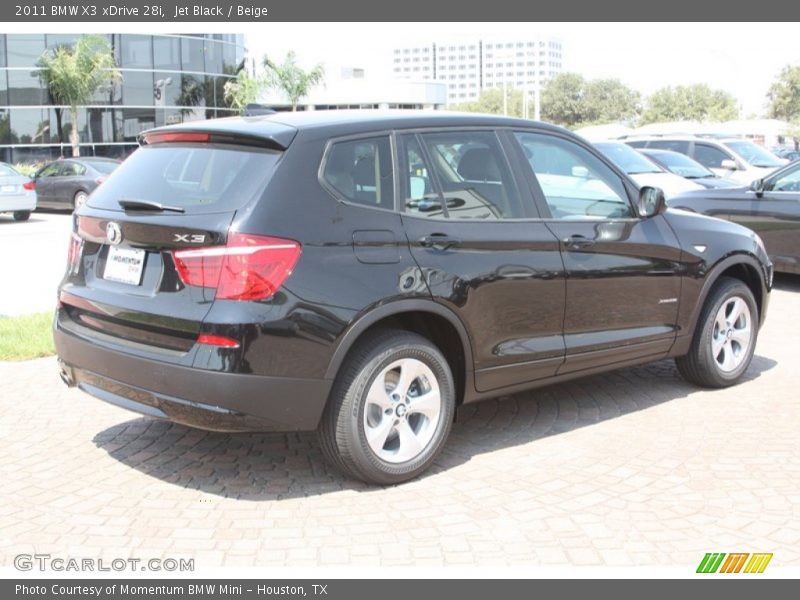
[23,181,35,191]
[67,232,83,273]
[95,176,106,185]
[172,233,302,301]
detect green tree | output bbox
[766,65,800,149]
[583,78,640,124]
[223,68,263,113]
[539,73,640,128]
[450,87,524,118]
[641,84,739,124]
[767,65,800,121]
[36,35,121,157]
[262,51,324,111]
[540,72,586,127]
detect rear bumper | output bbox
[0,193,36,212]
[54,321,332,432]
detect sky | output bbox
[246,22,800,116]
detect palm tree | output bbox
[37,35,121,157]
[223,69,262,114]
[262,51,324,111]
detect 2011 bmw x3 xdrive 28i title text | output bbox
[54,111,772,484]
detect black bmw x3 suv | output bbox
[54,111,772,484]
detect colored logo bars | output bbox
[696,553,773,574]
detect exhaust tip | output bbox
[57,360,75,387]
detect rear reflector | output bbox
[23,181,35,191]
[197,334,240,348]
[172,233,302,301]
[143,131,210,145]
[66,232,83,272]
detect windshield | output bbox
[88,144,281,214]
[647,151,713,179]
[595,143,662,175]
[725,141,784,168]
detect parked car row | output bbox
[625,136,787,185]
[0,158,120,222]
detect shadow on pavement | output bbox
[92,355,777,500]
[773,273,800,293]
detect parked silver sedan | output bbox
[0,162,37,221]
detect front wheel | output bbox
[676,277,758,388]
[319,329,455,485]
[12,210,30,221]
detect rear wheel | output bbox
[73,190,88,211]
[676,277,758,388]
[319,329,455,485]
[12,211,30,222]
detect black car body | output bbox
[33,158,120,210]
[54,111,772,484]
[640,148,739,189]
[670,159,800,274]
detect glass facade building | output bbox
[0,34,246,163]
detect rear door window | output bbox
[418,130,525,219]
[87,144,281,214]
[61,162,86,177]
[693,143,733,169]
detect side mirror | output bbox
[571,165,590,178]
[637,186,666,218]
[720,159,739,171]
[750,178,766,198]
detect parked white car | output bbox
[594,142,705,198]
[625,136,786,185]
[0,162,37,221]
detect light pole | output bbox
[154,77,173,108]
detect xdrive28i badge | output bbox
[105,222,123,245]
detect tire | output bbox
[12,210,30,222]
[676,277,758,388]
[73,190,88,211]
[319,329,455,485]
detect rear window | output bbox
[90,161,120,174]
[0,164,18,177]
[88,144,281,214]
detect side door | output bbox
[397,129,566,393]
[737,164,800,273]
[56,160,88,206]
[34,162,61,206]
[510,130,684,374]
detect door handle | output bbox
[563,234,595,249]
[420,233,461,250]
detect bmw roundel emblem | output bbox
[106,222,123,245]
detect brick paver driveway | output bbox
[2,276,799,569]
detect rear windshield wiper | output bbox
[118,199,185,213]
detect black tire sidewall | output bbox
[344,339,455,484]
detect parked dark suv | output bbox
[54,111,772,484]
